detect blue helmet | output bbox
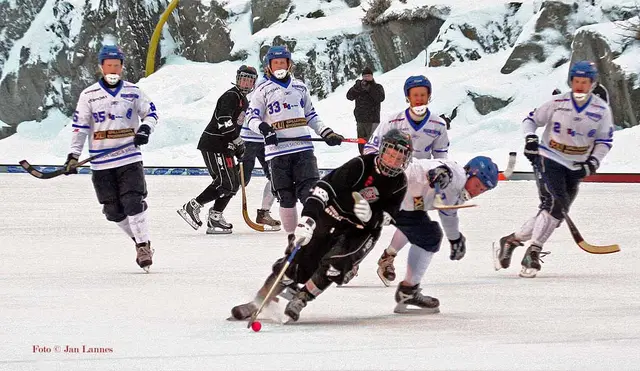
[265,45,291,65]
[403,75,432,97]
[98,45,125,64]
[465,156,499,190]
[569,60,597,82]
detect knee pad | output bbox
[121,192,147,216]
[102,202,125,222]
[277,188,297,208]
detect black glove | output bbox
[321,129,344,146]
[63,153,79,175]
[259,122,278,146]
[231,137,245,161]
[575,156,599,178]
[427,165,452,191]
[524,134,539,165]
[449,233,466,261]
[134,124,151,146]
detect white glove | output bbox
[294,216,316,246]
[353,192,372,223]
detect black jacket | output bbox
[197,86,248,153]
[346,79,385,123]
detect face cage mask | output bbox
[236,73,257,95]
[410,105,428,116]
[272,68,289,79]
[572,80,595,102]
[377,143,411,177]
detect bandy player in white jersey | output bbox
[246,45,344,251]
[63,45,158,272]
[495,60,614,278]
[388,156,499,313]
[363,75,451,283]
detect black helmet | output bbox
[377,129,413,177]
[236,65,258,94]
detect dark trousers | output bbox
[536,157,583,220]
[242,141,271,185]
[195,151,239,211]
[280,220,381,290]
[269,150,319,208]
[394,210,443,252]
[356,122,379,154]
[92,161,147,222]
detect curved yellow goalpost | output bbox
[145,0,180,77]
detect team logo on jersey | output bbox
[422,128,441,137]
[585,111,602,121]
[93,128,135,140]
[88,95,107,103]
[282,102,298,110]
[358,187,379,202]
[120,93,139,101]
[548,139,589,155]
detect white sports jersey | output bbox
[523,92,613,169]
[247,76,329,161]
[402,158,467,240]
[69,80,158,171]
[240,83,265,143]
[363,109,449,159]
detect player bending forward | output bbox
[64,45,158,271]
[363,75,450,284]
[230,129,411,322]
[391,156,499,313]
[494,60,614,278]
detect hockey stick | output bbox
[533,163,620,254]
[280,137,366,144]
[503,152,517,179]
[19,142,135,180]
[238,162,279,232]
[248,243,301,329]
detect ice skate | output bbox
[206,209,232,234]
[493,233,524,270]
[377,248,397,287]
[519,244,549,278]
[177,199,202,230]
[284,291,313,322]
[135,241,153,273]
[394,283,440,314]
[256,209,281,231]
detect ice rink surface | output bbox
[1,173,638,371]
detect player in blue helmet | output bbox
[98,45,125,85]
[62,43,159,271]
[265,45,292,80]
[366,74,450,286]
[569,60,598,103]
[495,59,614,278]
[385,156,499,313]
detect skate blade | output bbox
[143,266,151,273]
[376,267,392,287]
[177,209,201,230]
[261,224,281,231]
[492,242,503,271]
[393,303,440,315]
[206,228,232,235]
[519,266,538,278]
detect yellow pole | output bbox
[145,0,180,77]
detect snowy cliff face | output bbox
[0,0,232,138]
[0,0,639,140]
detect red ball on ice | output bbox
[251,321,262,332]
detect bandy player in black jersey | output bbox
[231,129,411,322]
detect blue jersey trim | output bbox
[72,124,91,129]
[91,152,141,164]
[99,80,123,98]
[404,108,431,132]
[268,76,291,89]
[571,95,592,114]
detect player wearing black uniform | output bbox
[230,129,411,321]
[178,65,258,234]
